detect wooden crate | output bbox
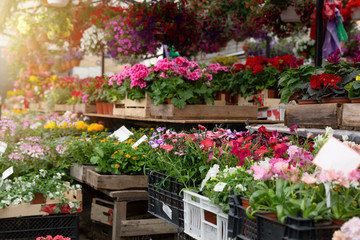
[285,103,341,129]
[70,163,95,183]
[113,100,126,116]
[124,94,152,118]
[150,104,258,120]
[91,190,178,240]
[238,89,283,108]
[65,104,75,112]
[85,167,148,190]
[29,102,39,110]
[340,103,360,130]
[74,103,97,113]
[54,104,68,112]
[0,189,82,219]
[39,101,46,110]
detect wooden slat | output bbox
[101,190,148,201]
[0,189,82,219]
[119,219,179,236]
[285,103,341,129]
[341,103,360,130]
[85,169,148,190]
[150,105,258,120]
[113,201,127,240]
[91,199,113,226]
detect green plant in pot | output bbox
[345,75,360,102]
[278,64,320,103]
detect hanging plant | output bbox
[125,0,200,55]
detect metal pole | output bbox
[265,36,271,58]
[315,0,324,67]
[101,51,105,77]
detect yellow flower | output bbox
[356,76,360,81]
[69,142,72,145]
[100,140,105,143]
[125,154,131,158]
[115,164,120,169]
[44,121,56,129]
[132,157,136,160]
[142,155,146,157]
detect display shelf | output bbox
[249,124,360,143]
[84,113,284,124]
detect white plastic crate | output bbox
[183,190,229,240]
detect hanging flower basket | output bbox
[42,0,69,7]
[351,7,360,20]
[280,6,301,22]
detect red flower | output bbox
[160,144,174,152]
[198,124,207,130]
[309,75,322,89]
[252,64,264,74]
[201,138,214,148]
[274,143,288,157]
[255,146,269,156]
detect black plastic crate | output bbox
[258,214,340,240]
[228,194,340,240]
[0,214,79,240]
[146,169,185,230]
[228,195,257,240]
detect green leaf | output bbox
[90,156,100,164]
[171,98,186,109]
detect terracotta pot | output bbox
[38,64,50,72]
[297,99,318,105]
[321,97,350,104]
[96,102,104,114]
[71,59,80,67]
[350,98,360,103]
[333,218,346,226]
[104,103,114,115]
[31,193,46,204]
[241,197,250,208]
[266,89,278,98]
[261,212,278,220]
[204,211,217,225]
[65,61,72,69]
[167,98,172,104]
[225,92,238,105]
[215,91,223,101]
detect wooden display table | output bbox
[91,189,179,240]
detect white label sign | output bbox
[2,167,13,180]
[132,135,148,149]
[162,203,172,220]
[110,126,133,142]
[313,137,360,175]
[0,141,7,156]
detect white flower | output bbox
[48,193,54,199]
[325,127,334,138]
[75,184,81,189]
[68,202,75,208]
[200,164,220,191]
[5,184,11,191]
[342,135,349,142]
[12,198,22,206]
[236,184,247,192]
[213,182,227,192]
[26,183,31,188]
[1,200,10,205]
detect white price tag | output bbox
[110,126,133,142]
[313,137,360,175]
[162,203,172,220]
[2,167,13,180]
[132,135,148,149]
[0,141,7,156]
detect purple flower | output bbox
[327,48,341,65]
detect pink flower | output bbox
[82,94,89,103]
[160,144,174,152]
[173,57,189,67]
[250,165,270,180]
[160,72,169,79]
[301,173,316,185]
